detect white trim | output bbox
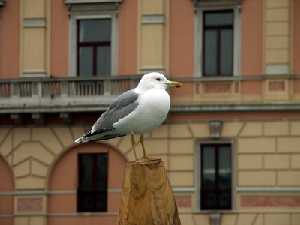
[194,5,241,77]
[68,12,118,77]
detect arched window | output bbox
[48,142,126,225]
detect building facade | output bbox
[0,0,300,225]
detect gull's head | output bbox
[136,72,182,91]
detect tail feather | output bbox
[74,136,87,144]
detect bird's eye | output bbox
[156,78,162,81]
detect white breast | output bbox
[114,89,170,134]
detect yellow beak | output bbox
[166,80,183,88]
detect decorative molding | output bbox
[17,197,43,213]
[21,71,48,78]
[65,0,121,4]
[23,18,46,28]
[193,0,242,8]
[65,0,122,12]
[237,187,300,193]
[171,103,300,113]
[208,120,224,138]
[142,15,165,24]
[241,195,300,207]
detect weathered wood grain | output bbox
[118,159,181,225]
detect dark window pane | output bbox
[97,46,111,75]
[201,144,232,210]
[77,153,108,212]
[79,19,111,42]
[95,154,108,190]
[205,11,233,26]
[220,29,233,75]
[202,146,216,188]
[78,154,94,190]
[204,30,218,76]
[79,47,93,77]
[218,146,231,189]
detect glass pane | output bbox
[79,47,93,77]
[95,154,108,190]
[218,145,232,209]
[79,19,112,42]
[78,155,94,190]
[204,30,217,76]
[218,145,232,190]
[97,46,111,75]
[202,146,216,189]
[205,11,233,26]
[78,153,108,212]
[220,29,233,75]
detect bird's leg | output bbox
[140,134,148,160]
[130,133,138,161]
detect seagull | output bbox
[74,72,182,160]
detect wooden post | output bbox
[118,159,181,225]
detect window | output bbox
[200,143,232,210]
[203,10,233,76]
[77,153,108,212]
[77,19,112,77]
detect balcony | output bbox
[0,75,300,114]
[0,76,140,113]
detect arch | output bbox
[48,142,127,225]
[0,156,14,225]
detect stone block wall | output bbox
[0,119,300,225]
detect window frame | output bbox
[194,4,241,77]
[196,139,235,212]
[77,152,109,213]
[202,10,234,77]
[76,18,112,76]
[200,143,232,210]
[69,13,118,77]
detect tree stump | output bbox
[118,159,181,225]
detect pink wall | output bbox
[169,0,263,77]
[50,0,69,77]
[0,157,14,225]
[169,0,194,77]
[293,0,300,74]
[241,0,263,75]
[0,0,19,78]
[118,0,138,75]
[50,0,138,77]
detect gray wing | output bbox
[91,90,139,133]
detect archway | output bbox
[48,142,126,225]
[0,157,14,225]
